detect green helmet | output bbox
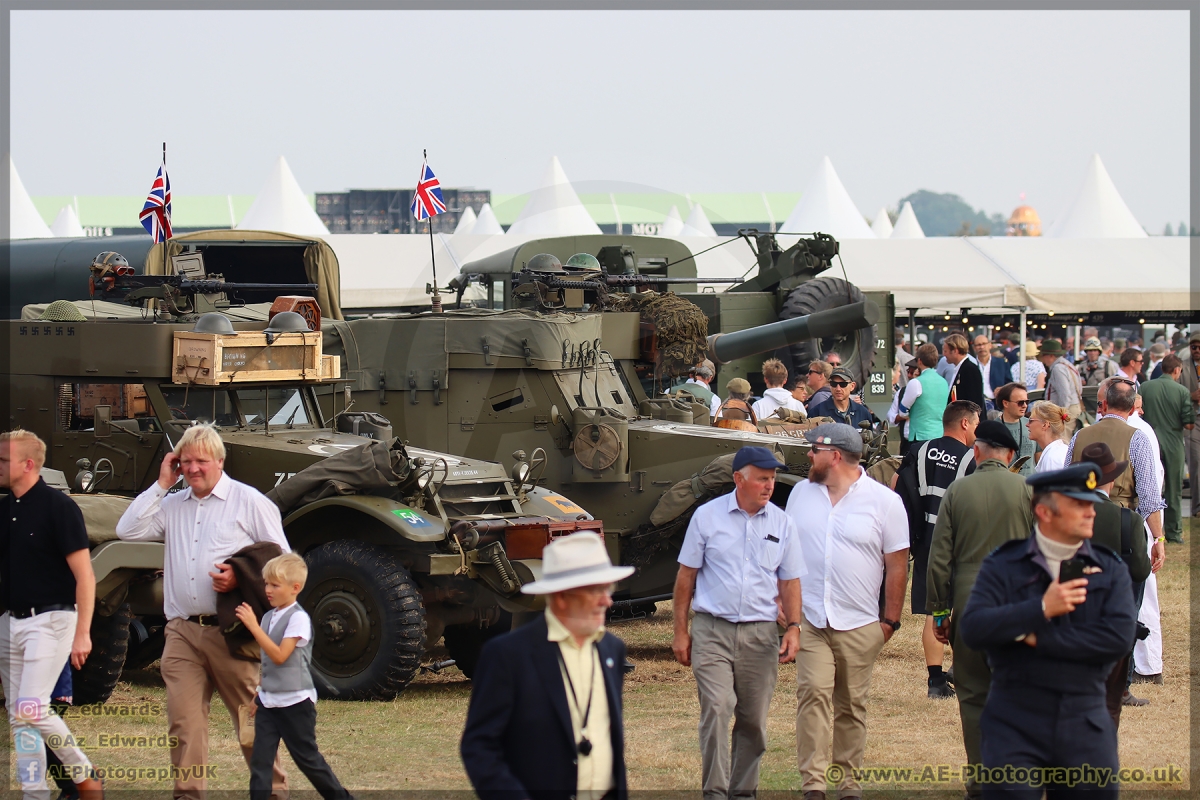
[90,251,130,274]
[264,310,312,334]
[525,253,564,273]
[192,313,237,335]
[564,253,601,271]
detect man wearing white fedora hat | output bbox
[461,532,633,800]
[673,445,806,800]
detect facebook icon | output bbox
[17,757,43,786]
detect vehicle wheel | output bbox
[779,276,877,390]
[302,540,427,701]
[72,604,131,706]
[443,612,512,679]
[123,617,166,671]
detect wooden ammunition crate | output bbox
[172,331,323,385]
[75,383,150,418]
[504,519,604,560]
[319,354,341,381]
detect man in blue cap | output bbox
[958,463,1137,799]
[673,445,806,800]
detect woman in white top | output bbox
[1029,400,1070,473]
[1010,340,1047,391]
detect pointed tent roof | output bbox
[51,204,85,237]
[780,157,873,242]
[869,207,893,238]
[236,156,330,236]
[890,201,925,239]
[505,156,601,236]
[659,205,683,237]
[1046,154,1147,238]
[454,206,477,234]
[471,203,504,235]
[677,203,717,237]
[10,156,52,238]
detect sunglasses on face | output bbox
[1191,343,1200,349]
[1007,399,1029,406]
[807,369,822,375]
[809,446,839,455]
[829,381,850,388]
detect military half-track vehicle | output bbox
[3,311,603,702]
[319,233,881,608]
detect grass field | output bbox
[15,529,1193,794]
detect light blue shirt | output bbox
[678,490,807,623]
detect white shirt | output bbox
[1127,413,1166,491]
[979,356,995,399]
[678,491,807,623]
[257,602,318,708]
[1034,439,1068,473]
[785,469,909,631]
[752,387,806,421]
[116,472,291,620]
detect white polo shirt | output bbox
[785,469,908,631]
[678,491,807,623]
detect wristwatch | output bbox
[882,618,901,632]
[786,622,801,631]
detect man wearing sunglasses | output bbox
[806,367,875,429]
[1117,349,1144,388]
[995,383,1036,477]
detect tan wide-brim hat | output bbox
[1023,340,1040,358]
[520,532,634,595]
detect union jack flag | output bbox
[139,164,173,242]
[410,160,446,221]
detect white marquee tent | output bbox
[659,206,684,237]
[779,157,874,242]
[678,203,717,237]
[237,156,330,236]
[505,156,601,236]
[890,201,926,239]
[471,203,504,235]
[1045,154,1148,238]
[869,207,893,238]
[50,204,85,237]
[453,206,478,235]
[10,155,52,239]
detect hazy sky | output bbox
[11,9,1189,230]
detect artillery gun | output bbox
[3,305,604,702]
[320,232,884,608]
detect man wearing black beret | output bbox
[959,463,1136,799]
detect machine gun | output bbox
[90,268,318,317]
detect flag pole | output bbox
[426,149,442,314]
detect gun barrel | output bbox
[706,299,878,365]
[179,280,319,294]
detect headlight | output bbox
[511,462,531,484]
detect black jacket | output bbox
[959,535,1136,696]
[952,358,986,410]
[217,541,283,660]
[461,615,627,800]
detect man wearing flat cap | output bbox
[673,446,805,800]
[461,533,633,800]
[785,424,908,800]
[959,464,1137,799]
[926,420,1033,799]
[806,367,875,428]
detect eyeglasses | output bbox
[807,369,822,375]
[809,446,839,455]
[1190,343,1200,349]
[829,381,850,388]
[1007,399,1029,406]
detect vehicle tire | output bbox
[123,617,166,671]
[779,276,877,390]
[443,612,512,679]
[302,540,426,701]
[71,604,131,706]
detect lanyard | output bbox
[557,644,599,756]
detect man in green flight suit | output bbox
[1139,354,1196,543]
[926,420,1034,799]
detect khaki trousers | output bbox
[161,618,288,800]
[691,613,780,800]
[795,618,886,797]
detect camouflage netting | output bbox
[606,291,708,378]
[38,300,88,322]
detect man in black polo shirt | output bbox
[0,429,103,799]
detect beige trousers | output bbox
[795,618,886,797]
[160,618,288,800]
[691,612,780,800]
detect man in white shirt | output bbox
[116,424,291,800]
[677,361,722,419]
[752,358,806,420]
[673,446,805,800]
[786,424,909,800]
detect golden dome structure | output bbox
[1006,205,1042,236]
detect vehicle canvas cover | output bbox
[266,438,410,515]
[144,229,343,321]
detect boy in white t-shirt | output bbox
[236,554,353,800]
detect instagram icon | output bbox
[14,698,41,721]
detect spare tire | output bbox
[779,276,876,390]
[72,604,131,705]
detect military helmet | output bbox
[564,253,601,271]
[192,312,237,335]
[525,253,564,273]
[39,300,87,322]
[264,310,312,334]
[90,251,130,274]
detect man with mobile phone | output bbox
[958,463,1136,799]
[116,424,292,800]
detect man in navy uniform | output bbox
[958,464,1136,799]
